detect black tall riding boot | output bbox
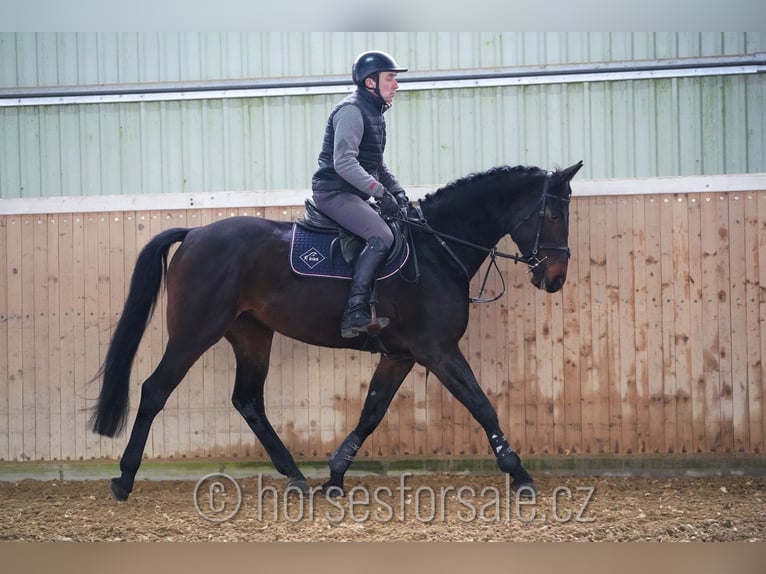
[340,236,390,338]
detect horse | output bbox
[90,160,584,501]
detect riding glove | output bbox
[377,191,400,218]
[394,190,410,208]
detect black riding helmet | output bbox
[352,50,407,89]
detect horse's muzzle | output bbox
[530,261,568,293]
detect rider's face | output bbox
[366,71,399,104]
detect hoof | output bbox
[286,478,311,494]
[512,481,537,499]
[110,478,131,501]
[321,482,345,498]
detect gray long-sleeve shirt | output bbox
[332,105,405,199]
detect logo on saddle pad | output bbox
[299,247,326,269]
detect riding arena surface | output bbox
[2,472,764,541]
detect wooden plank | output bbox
[588,196,610,454]
[686,196,707,452]
[33,216,51,461]
[21,217,37,460]
[716,195,735,452]
[562,208,582,454]
[534,290,555,454]
[659,196,678,453]
[744,193,763,453]
[700,196,722,452]
[522,272,539,453]
[758,191,766,454]
[617,197,637,454]
[6,216,24,460]
[672,195,693,453]
[507,244,528,452]
[0,216,9,460]
[574,197,593,454]
[550,289,566,454]
[631,196,650,453]
[643,196,665,453]
[604,196,622,452]
[71,214,88,460]
[727,193,749,452]
[46,215,62,461]
[58,214,76,461]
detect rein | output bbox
[396,171,565,304]
[400,215,539,303]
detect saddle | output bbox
[289,199,410,280]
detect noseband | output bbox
[398,170,570,303]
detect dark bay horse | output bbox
[91,161,584,501]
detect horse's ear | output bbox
[557,160,584,183]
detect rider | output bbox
[312,50,410,338]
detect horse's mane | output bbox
[421,164,544,206]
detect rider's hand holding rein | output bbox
[377,190,400,218]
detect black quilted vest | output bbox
[312,88,389,199]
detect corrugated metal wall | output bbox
[1,32,765,200]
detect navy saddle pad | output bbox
[290,224,409,280]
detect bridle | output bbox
[397,170,570,303]
[510,170,572,268]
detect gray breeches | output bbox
[312,190,394,249]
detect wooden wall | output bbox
[1,188,765,462]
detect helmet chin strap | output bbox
[366,73,385,103]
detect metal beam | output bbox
[1,53,763,108]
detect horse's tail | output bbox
[90,227,191,437]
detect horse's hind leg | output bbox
[227,316,308,492]
[111,337,215,501]
[323,355,415,496]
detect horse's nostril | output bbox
[546,275,565,292]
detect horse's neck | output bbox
[424,179,527,278]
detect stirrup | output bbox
[340,304,390,338]
[341,316,390,339]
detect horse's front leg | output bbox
[323,355,415,496]
[424,345,535,494]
